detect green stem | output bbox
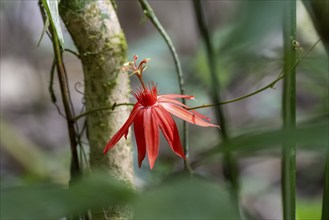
[322,149,329,220]
[52,31,81,180]
[48,58,66,118]
[190,75,284,110]
[282,1,297,219]
[39,2,81,180]
[64,48,80,59]
[192,0,239,206]
[138,0,192,173]
[49,58,57,103]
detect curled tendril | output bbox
[74,82,84,95]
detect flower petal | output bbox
[158,97,189,108]
[133,109,146,167]
[144,108,160,169]
[161,103,219,128]
[103,104,142,154]
[158,94,194,100]
[158,96,210,121]
[154,106,185,159]
[190,110,211,122]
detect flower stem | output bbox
[138,0,192,173]
[281,0,297,219]
[192,0,240,209]
[137,75,148,91]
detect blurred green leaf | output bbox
[194,1,285,89]
[41,0,64,47]
[219,0,284,57]
[224,122,328,152]
[198,119,329,161]
[297,199,321,220]
[1,173,135,219]
[302,0,329,53]
[134,176,240,219]
[0,120,68,181]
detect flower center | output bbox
[133,85,158,107]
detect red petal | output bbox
[158,97,189,108]
[144,108,159,169]
[159,94,194,100]
[133,109,146,167]
[190,110,211,122]
[161,103,219,128]
[103,104,142,154]
[158,96,210,121]
[154,106,185,159]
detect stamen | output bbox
[121,55,151,91]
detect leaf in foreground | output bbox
[0,173,135,219]
[134,176,240,219]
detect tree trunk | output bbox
[59,0,133,218]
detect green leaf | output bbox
[224,123,328,153]
[219,0,284,57]
[41,0,64,47]
[198,120,329,161]
[134,176,240,219]
[0,173,135,219]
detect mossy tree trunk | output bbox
[59,0,133,218]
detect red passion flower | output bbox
[103,55,219,169]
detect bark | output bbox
[59,0,133,218]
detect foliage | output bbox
[1,174,240,219]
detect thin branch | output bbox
[73,103,134,121]
[76,120,90,169]
[189,75,284,110]
[39,1,81,180]
[49,58,57,103]
[193,0,239,208]
[48,58,66,118]
[64,48,80,59]
[189,38,321,110]
[138,0,185,104]
[138,0,192,173]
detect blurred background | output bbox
[1,0,328,219]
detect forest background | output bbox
[0,0,328,219]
